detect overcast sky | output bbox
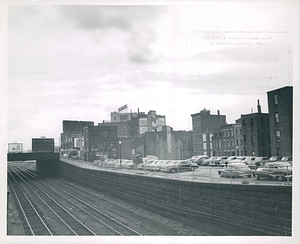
[5,1,296,151]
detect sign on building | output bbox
[73,138,84,148]
[118,104,128,113]
[8,143,23,153]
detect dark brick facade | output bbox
[83,125,118,162]
[241,112,271,157]
[267,86,293,156]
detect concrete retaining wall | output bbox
[58,160,292,236]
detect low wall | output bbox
[58,160,292,236]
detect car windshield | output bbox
[281,157,292,161]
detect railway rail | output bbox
[7,163,200,235]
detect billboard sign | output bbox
[118,104,128,112]
[8,143,23,153]
[73,138,84,148]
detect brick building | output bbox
[211,120,243,157]
[241,100,271,157]
[129,110,166,137]
[60,120,94,156]
[191,109,226,157]
[267,86,293,156]
[83,124,118,162]
[143,126,192,160]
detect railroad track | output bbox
[8,174,52,235]
[8,165,142,235]
[10,164,188,235]
[47,179,190,235]
[8,166,96,236]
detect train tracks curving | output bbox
[8,163,198,235]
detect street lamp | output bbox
[119,141,122,168]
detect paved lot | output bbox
[62,158,292,186]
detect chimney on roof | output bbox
[257,99,261,113]
[217,110,220,115]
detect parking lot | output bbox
[62,158,292,186]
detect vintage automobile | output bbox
[268,156,283,162]
[121,160,134,169]
[280,156,293,165]
[209,156,228,166]
[220,156,237,166]
[218,163,252,178]
[144,160,162,171]
[137,159,157,170]
[188,155,209,166]
[255,162,292,181]
[161,160,198,173]
[203,156,218,166]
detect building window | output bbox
[277,148,281,156]
[242,119,246,126]
[251,134,255,144]
[244,135,247,142]
[275,130,281,141]
[250,118,254,127]
[230,129,234,136]
[274,94,278,105]
[275,113,279,123]
[203,143,207,150]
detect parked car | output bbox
[268,156,282,162]
[218,163,252,178]
[253,157,269,167]
[280,156,292,165]
[188,155,209,166]
[220,156,237,166]
[255,162,292,181]
[137,159,157,170]
[145,160,162,171]
[161,160,198,173]
[243,157,257,165]
[148,160,170,171]
[209,156,228,166]
[121,160,134,169]
[154,160,172,171]
[203,156,218,166]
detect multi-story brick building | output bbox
[173,130,194,160]
[267,86,293,156]
[143,126,193,160]
[83,124,118,162]
[191,109,226,157]
[211,119,243,157]
[60,120,94,156]
[211,131,223,156]
[129,110,166,137]
[241,100,271,157]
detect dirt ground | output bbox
[7,186,25,235]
